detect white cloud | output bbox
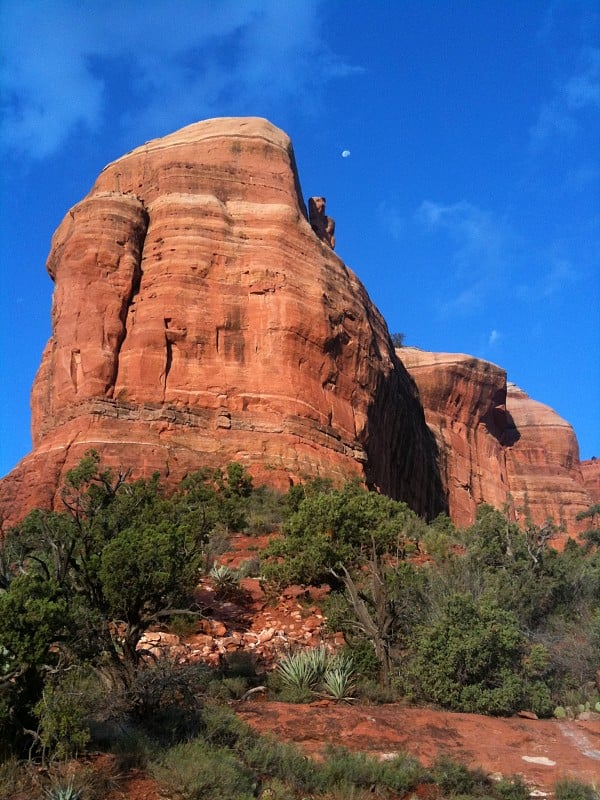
[531,47,600,148]
[488,329,501,346]
[542,258,578,297]
[378,201,406,241]
[416,200,505,276]
[0,0,361,158]
[416,200,512,315]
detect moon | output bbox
[341,149,351,158]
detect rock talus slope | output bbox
[399,347,593,538]
[0,118,444,526]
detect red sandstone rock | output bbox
[0,117,443,528]
[308,196,335,248]
[581,458,600,504]
[399,347,593,539]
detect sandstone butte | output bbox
[0,117,595,539]
[0,117,444,528]
[399,347,594,541]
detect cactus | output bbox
[553,706,566,718]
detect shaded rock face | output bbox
[308,196,335,249]
[399,347,593,539]
[1,117,445,526]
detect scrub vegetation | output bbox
[0,453,598,798]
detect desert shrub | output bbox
[554,778,600,800]
[109,727,156,771]
[244,484,286,534]
[264,480,417,587]
[41,762,119,800]
[243,734,318,793]
[318,747,426,795]
[209,563,241,596]
[273,646,356,702]
[408,594,528,715]
[165,611,199,638]
[494,776,533,800]
[207,676,249,701]
[430,755,489,795]
[35,667,103,760]
[0,758,37,799]
[152,740,255,800]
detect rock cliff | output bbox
[581,459,600,504]
[399,347,593,539]
[0,117,445,527]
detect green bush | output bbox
[554,778,600,800]
[35,668,103,760]
[152,740,255,800]
[408,594,528,715]
[430,755,489,795]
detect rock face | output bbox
[581,459,600,504]
[0,117,444,527]
[308,196,335,249]
[399,347,593,539]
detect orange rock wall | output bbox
[1,118,444,527]
[399,347,593,538]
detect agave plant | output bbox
[209,563,240,594]
[44,778,81,800]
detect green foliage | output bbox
[274,646,356,702]
[0,452,255,758]
[264,480,419,587]
[209,563,241,596]
[321,654,356,701]
[152,740,255,800]
[554,778,600,800]
[35,668,102,760]
[275,647,327,697]
[430,755,489,795]
[43,777,82,800]
[409,594,527,715]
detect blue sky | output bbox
[0,0,598,478]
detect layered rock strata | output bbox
[0,118,444,527]
[581,459,600,504]
[399,347,593,538]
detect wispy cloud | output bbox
[378,201,406,240]
[0,0,361,159]
[488,329,501,346]
[416,200,506,273]
[531,46,600,148]
[415,200,510,314]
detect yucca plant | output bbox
[322,655,356,702]
[304,645,329,680]
[209,563,240,595]
[276,648,323,694]
[44,777,81,800]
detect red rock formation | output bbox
[308,196,335,249]
[0,118,444,527]
[399,347,593,538]
[581,459,600,504]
